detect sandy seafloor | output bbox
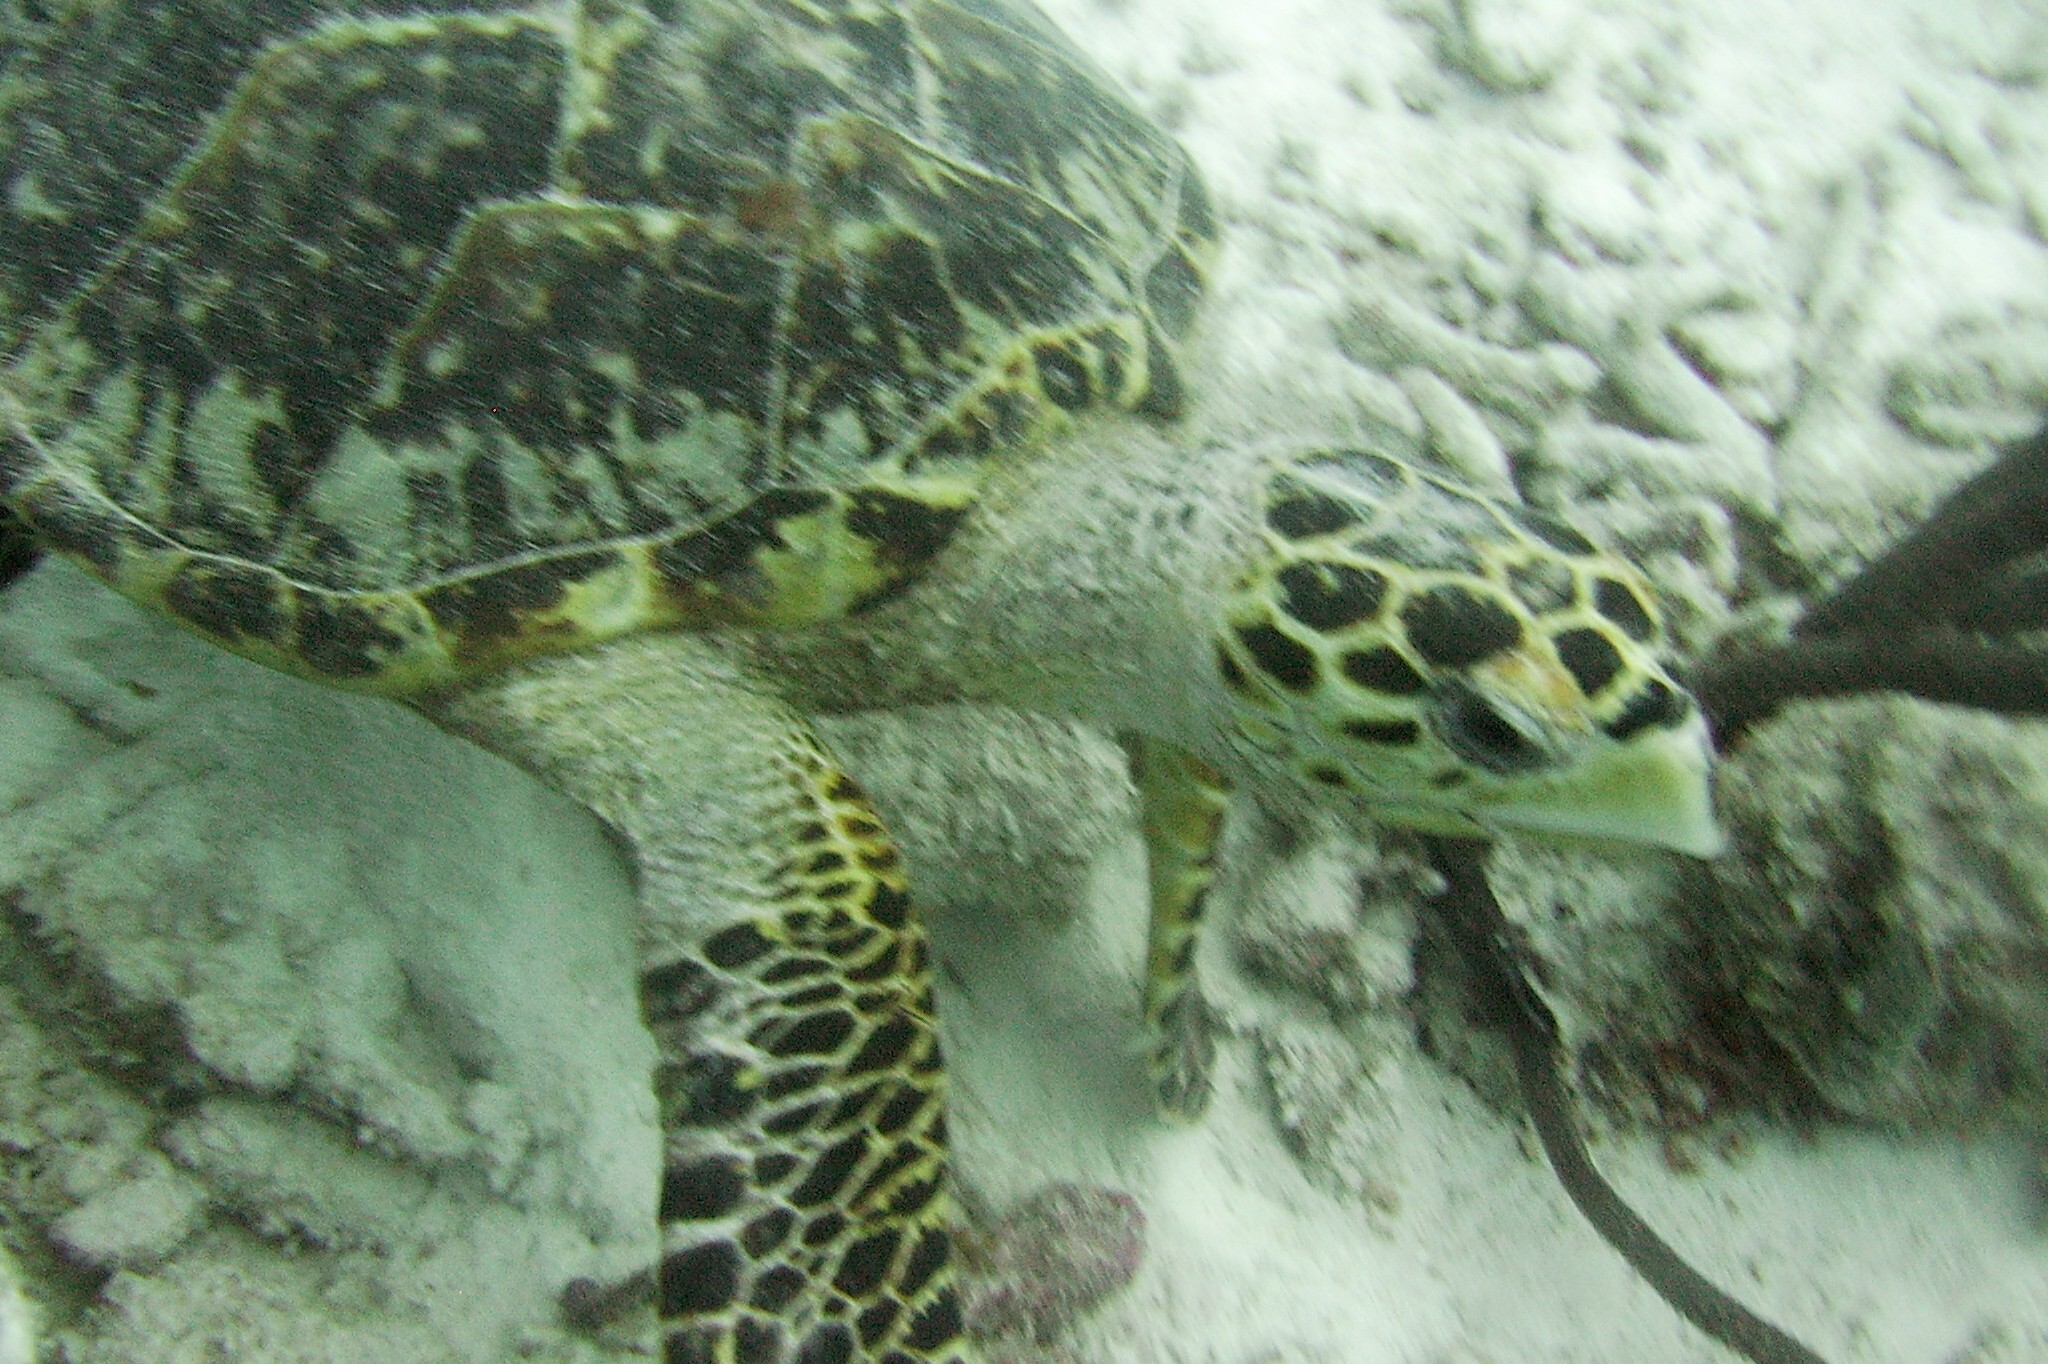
[5,0,2048,1361]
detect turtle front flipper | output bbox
[431,635,969,1364]
[1124,735,1232,1121]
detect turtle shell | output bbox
[0,0,1214,691]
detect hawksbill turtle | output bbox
[0,0,1721,1359]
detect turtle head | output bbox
[1214,447,1722,857]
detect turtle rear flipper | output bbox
[435,635,968,1364]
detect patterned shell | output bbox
[0,0,1214,692]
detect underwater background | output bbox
[3,0,2048,1361]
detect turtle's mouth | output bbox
[1465,707,1725,858]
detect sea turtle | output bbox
[0,1,1721,1360]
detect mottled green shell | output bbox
[0,0,1213,691]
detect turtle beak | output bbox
[1471,708,1726,858]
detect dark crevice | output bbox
[0,889,213,1105]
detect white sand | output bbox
[3,0,2048,1362]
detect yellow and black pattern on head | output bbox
[641,744,966,1364]
[0,0,1212,689]
[1218,448,1708,846]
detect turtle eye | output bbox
[1434,679,1551,775]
